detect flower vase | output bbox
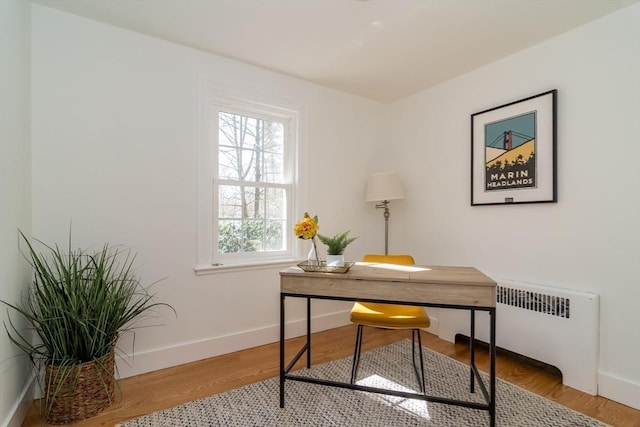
[307,238,320,266]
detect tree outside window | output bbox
[215,110,290,256]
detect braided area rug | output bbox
[118,340,607,427]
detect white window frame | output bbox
[196,86,299,274]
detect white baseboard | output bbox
[598,371,640,410]
[116,309,351,378]
[116,308,441,379]
[425,311,439,336]
[1,372,34,427]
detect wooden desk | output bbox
[279,262,498,426]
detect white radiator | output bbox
[437,278,599,395]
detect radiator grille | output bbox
[497,285,570,318]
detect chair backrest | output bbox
[362,254,415,265]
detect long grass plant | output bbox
[1,229,174,421]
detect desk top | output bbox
[280,262,496,308]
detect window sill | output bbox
[194,259,300,276]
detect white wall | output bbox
[30,3,384,379]
[387,4,640,408]
[0,2,33,427]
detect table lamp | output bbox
[365,172,405,255]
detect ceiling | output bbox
[33,0,637,104]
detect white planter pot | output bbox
[326,254,344,266]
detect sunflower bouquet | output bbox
[294,212,320,265]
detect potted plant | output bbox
[1,230,175,424]
[317,230,358,266]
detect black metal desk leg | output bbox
[306,297,311,368]
[470,308,476,393]
[279,294,285,408]
[490,308,496,427]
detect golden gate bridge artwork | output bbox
[484,113,536,191]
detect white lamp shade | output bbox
[365,172,405,202]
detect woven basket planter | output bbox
[44,349,115,424]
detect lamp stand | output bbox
[375,200,391,255]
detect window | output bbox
[197,91,298,272]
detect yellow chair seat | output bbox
[349,254,430,391]
[351,302,430,329]
[352,254,430,329]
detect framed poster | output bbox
[471,90,557,206]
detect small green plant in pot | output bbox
[317,230,358,266]
[0,230,175,424]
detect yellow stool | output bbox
[350,254,430,392]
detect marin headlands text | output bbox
[486,170,533,189]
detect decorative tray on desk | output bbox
[297,261,355,274]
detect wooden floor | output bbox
[23,325,640,426]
